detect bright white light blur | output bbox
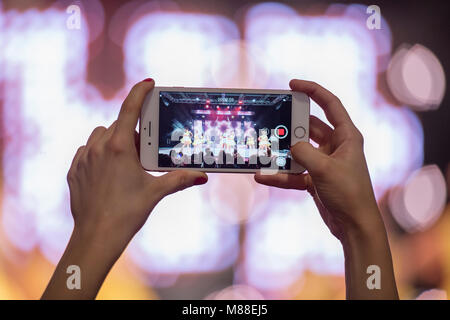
[387,44,446,111]
[0,8,240,273]
[244,197,344,290]
[128,187,239,273]
[123,12,239,86]
[389,165,447,232]
[0,8,113,260]
[209,40,271,88]
[206,174,269,224]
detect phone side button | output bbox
[294,126,306,139]
[149,121,151,137]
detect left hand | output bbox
[67,79,208,253]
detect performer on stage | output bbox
[258,128,271,156]
[220,132,228,151]
[204,133,213,149]
[246,135,256,150]
[180,128,192,154]
[192,130,204,154]
[226,131,236,153]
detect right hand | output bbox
[255,79,384,242]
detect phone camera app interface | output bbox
[158,91,292,170]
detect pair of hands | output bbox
[68,78,382,249]
[47,78,397,300]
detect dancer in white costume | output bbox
[226,131,236,153]
[180,129,192,154]
[192,131,204,154]
[258,129,271,156]
[219,132,227,151]
[204,133,213,149]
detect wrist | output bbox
[71,221,128,263]
[340,206,387,249]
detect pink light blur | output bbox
[387,44,446,111]
[389,165,447,232]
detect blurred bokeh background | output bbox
[0,0,449,300]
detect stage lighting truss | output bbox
[161,92,290,106]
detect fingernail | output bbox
[143,78,153,82]
[194,176,208,185]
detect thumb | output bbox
[290,141,328,176]
[155,170,208,197]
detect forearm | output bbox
[341,209,399,300]
[41,227,122,300]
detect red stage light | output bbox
[238,100,243,104]
[206,99,210,104]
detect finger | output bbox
[115,79,155,141]
[154,170,208,198]
[69,145,85,173]
[86,126,107,148]
[100,120,118,143]
[309,115,333,145]
[290,141,328,176]
[289,79,353,128]
[254,172,311,190]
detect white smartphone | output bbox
[140,87,310,174]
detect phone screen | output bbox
[158,91,292,170]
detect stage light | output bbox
[122,11,239,86]
[206,174,269,225]
[387,44,446,111]
[389,165,446,232]
[206,99,210,104]
[205,104,209,108]
[0,6,110,259]
[244,197,344,290]
[210,40,271,88]
[239,100,243,104]
[129,187,239,273]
